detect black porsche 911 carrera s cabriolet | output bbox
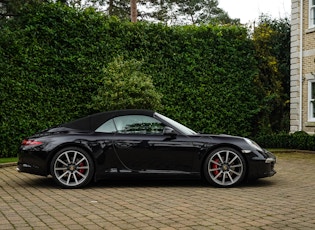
[18,109,276,188]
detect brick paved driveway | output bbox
[0,152,315,230]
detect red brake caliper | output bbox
[212,158,220,176]
[79,162,85,175]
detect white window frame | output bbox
[308,80,315,121]
[308,0,315,28]
[310,0,315,28]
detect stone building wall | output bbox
[291,0,315,134]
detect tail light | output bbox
[21,139,43,146]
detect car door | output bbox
[111,115,198,173]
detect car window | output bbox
[95,115,165,134]
[95,119,116,133]
[154,112,197,135]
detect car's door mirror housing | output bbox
[163,126,177,136]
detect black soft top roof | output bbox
[61,109,155,131]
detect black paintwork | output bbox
[18,109,276,184]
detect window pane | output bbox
[95,119,116,133]
[312,82,315,119]
[114,115,164,134]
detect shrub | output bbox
[254,132,315,151]
[89,56,163,111]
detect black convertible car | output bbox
[18,110,276,188]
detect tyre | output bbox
[203,147,246,187]
[50,147,94,188]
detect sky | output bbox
[218,0,291,24]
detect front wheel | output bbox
[203,147,246,187]
[50,147,94,188]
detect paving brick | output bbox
[1,153,315,229]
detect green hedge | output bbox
[0,5,111,157]
[121,23,259,136]
[255,132,315,151]
[1,3,260,157]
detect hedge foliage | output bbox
[1,3,260,157]
[89,56,163,111]
[255,131,315,151]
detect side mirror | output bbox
[163,126,177,137]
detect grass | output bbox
[0,157,17,164]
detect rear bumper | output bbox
[17,148,49,176]
[17,163,48,176]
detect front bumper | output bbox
[265,157,276,164]
[246,149,276,179]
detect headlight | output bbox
[244,138,263,152]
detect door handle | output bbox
[115,142,132,148]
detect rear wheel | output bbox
[203,147,246,187]
[50,147,94,188]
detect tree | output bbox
[64,0,237,25]
[174,0,238,25]
[139,0,238,25]
[90,56,163,111]
[252,15,290,134]
[130,0,136,22]
[0,0,75,19]
[101,0,130,19]
[0,0,46,17]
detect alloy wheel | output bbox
[205,148,245,187]
[51,148,93,188]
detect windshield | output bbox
[154,112,197,135]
